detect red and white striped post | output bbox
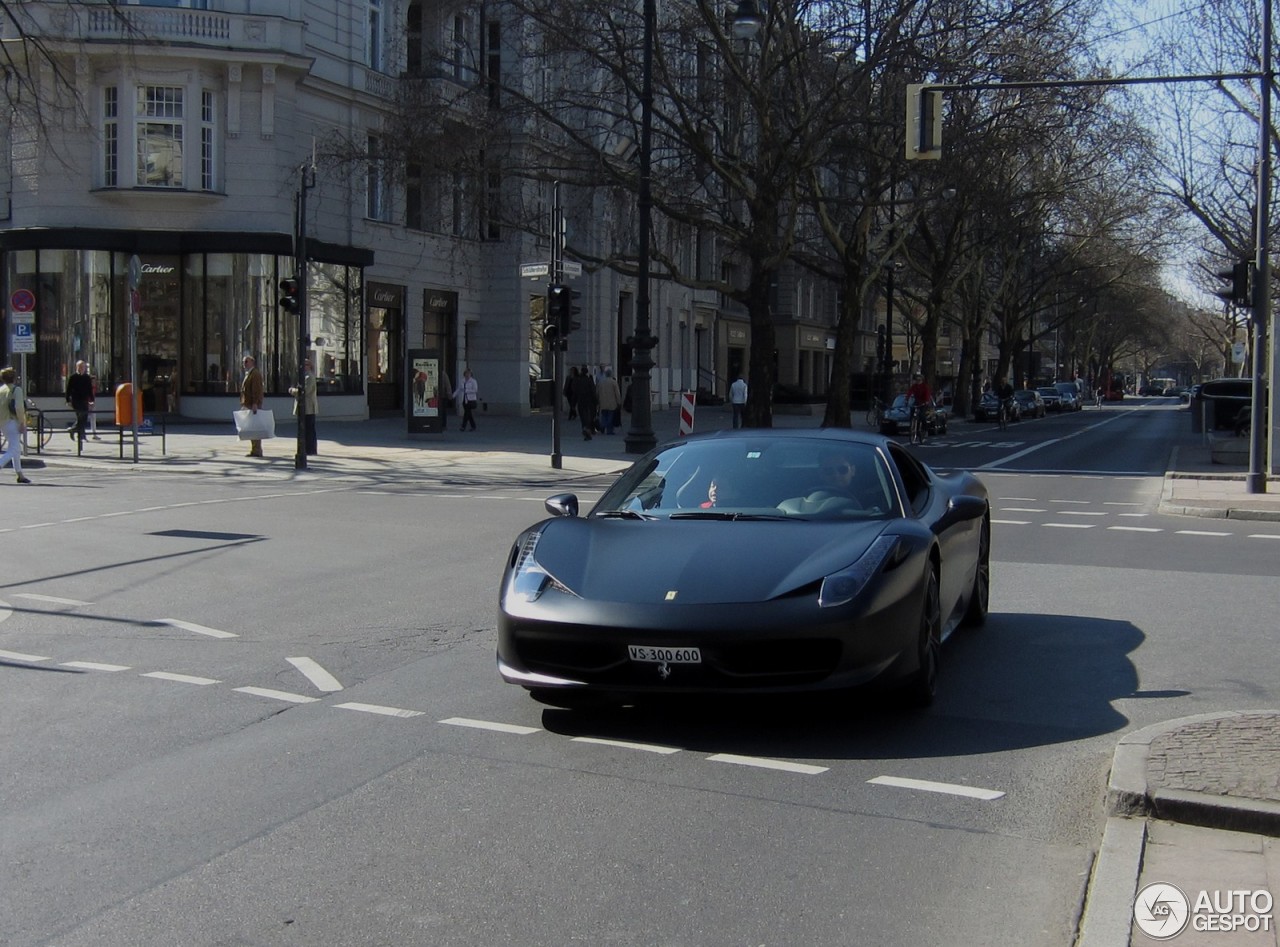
[679,391,696,435]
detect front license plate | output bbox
[627,645,701,664]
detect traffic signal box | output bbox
[546,284,581,350]
[1215,261,1253,309]
[279,277,301,313]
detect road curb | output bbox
[1076,816,1146,947]
[1105,711,1280,834]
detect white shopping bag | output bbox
[233,408,276,440]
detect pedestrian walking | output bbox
[729,374,748,428]
[288,358,319,455]
[564,367,578,420]
[569,366,597,440]
[454,368,479,431]
[437,367,453,430]
[596,368,622,435]
[65,360,94,445]
[240,354,265,457]
[1,366,32,483]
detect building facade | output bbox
[3,1,855,426]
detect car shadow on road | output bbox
[538,612,1142,762]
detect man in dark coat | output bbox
[569,366,597,441]
[65,360,94,444]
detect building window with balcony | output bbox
[452,13,473,83]
[367,0,384,71]
[103,87,119,187]
[486,19,501,108]
[137,86,184,188]
[201,90,216,191]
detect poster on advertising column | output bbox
[407,349,443,435]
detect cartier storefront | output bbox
[1,231,372,419]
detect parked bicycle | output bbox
[865,396,885,428]
[24,402,56,450]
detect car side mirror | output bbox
[545,493,579,518]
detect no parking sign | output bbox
[10,289,36,354]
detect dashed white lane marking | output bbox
[439,716,539,734]
[571,736,682,755]
[0,649,50,662]
[1248,534,1280,540]
[1056,510,1108,516]
[13,593,92,607]
[286,656,344,692]
[1049,499,1090,505]
[1108,526,1163,533]
[61,661,130,672]
[142,671,220,685]
[1105,502,1143,507]
[868,775,1005,800]
[335,702,425,719]
[234,686,320,704]
[1175,530,1233,537]
[151,618,238,639]
[706,753,828,775]
[992,519,1030,526]
[1000,507,1046,513]
[1043,523,1095,529]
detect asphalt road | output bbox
[3,402,1278,946]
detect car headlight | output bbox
[510,530,578,603]
[818,535,901,608]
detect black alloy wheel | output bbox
[902,567,941,708]
[963,517,990,627]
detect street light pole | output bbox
[294,159,316,471]
[624,0,658,454]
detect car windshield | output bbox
[593,437,898,520]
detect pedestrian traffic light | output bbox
[279,277,301,313]
[548,283,581,337]
[1215,261,1253,308]
[905,83,943,160]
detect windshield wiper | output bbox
[595,509,657,520]
[668,511,795,521]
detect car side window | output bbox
[886,442,930,514]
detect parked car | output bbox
[879,394,949,437]
[497,429,991,709]
[1036,387,1064,412]
[1054,382,1084,410]
[1013,389,1046,419]
[974,391,1019,422]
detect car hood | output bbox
[528,517,892,605]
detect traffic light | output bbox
[1215,261,1253,308]
[548,283,581,337]
[279,277,301,313]
[905,84,943,160]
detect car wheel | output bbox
[901,567,941,708]
[962,517,990,628]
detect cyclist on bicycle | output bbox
[995,377,1016,425]
[905,372,934,441]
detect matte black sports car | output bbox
[497,429,990,708]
